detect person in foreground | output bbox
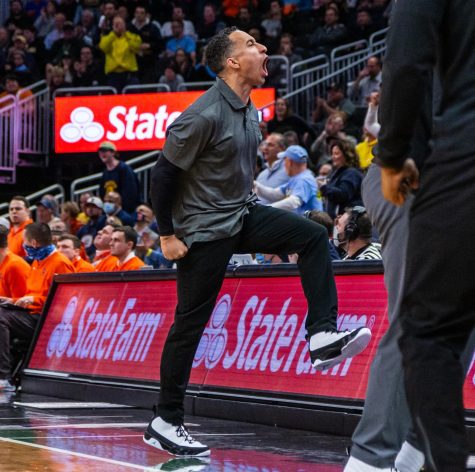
[377,0,475,470]
[146,27,371,457]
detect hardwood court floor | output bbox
[0,390,350,471]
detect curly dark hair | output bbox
[205,26,238,74]
[330,140,360,169]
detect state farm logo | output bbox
[192,294,375,377]
[47,296,77,357]
[46,296,163,362]
[60,107,105,143]
[193,294,231,369]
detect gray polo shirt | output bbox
[162,78,260,246]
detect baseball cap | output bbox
[86,196,104,209]
[98,141,117,152]
[63,21,74,30]
[278,145,308,163]
[327,81,344,92]
[13,35,27,44]
[38,198,56,212]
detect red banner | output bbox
[27,274,475,407]
[54,89,275,153]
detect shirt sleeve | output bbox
[162,112,213,171]
[284,178,313,204]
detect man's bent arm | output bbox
[150,154,182,236]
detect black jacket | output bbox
[377,0,475,170]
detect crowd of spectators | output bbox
[0,0,390,93]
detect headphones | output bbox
[344,206,367,241]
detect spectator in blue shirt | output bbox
[254,145,322,215]
[164,20,196,64]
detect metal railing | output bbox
[0,183,65,217]
[70,150,160,202]
[123,84,171,94]
[331,40,370,85]
[17,81,51,161]
[0,95,18,184]
[53,86,118,98]
[265,55,291,97]
[289,54,330,121]
[177,82,214,91]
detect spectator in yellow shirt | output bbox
[99,15,141,92]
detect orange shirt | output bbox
[73,257,95,273]
[0,251,30,299]
[16,250,74,314]
[8,218,33,257]
[95,254,119,272]
[114,255,145,272]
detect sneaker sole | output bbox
[313,327,371,371]
[143,433,211,457]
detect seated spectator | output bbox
[57,233,94,272]
[173,48,192,81]
[76,196,106,259]
[103,191,135,226]
[0,27,10,72]
[283,130,299,147]
[308,5,347,55]
[99,15,141,92]
[0,73,33,102]
[319,141,363,218]
[47,65,68,93]
[267,97,316,147]
[4,49,33,85]
[335,206,382,260]
[134,203,158,246]
[348,8,377,43]
[266,33,301,89]
[109,226,145,271]
[48,20,83,65]
[159,60,184,91]
[75,8,97,47]
[304,210,340,260]
[312,82,356,127]
[7,196,33,258]
[33,1,57,39]
[98,141,141,214]
[254,145,322,215]
[130,5,162,83]
[195,3,225,42]
[161,5,196,40]
[261,0,283,52]
[24,26,46,78]
[97,1,116,37]
[0,225,30,300]
[35,195,58,227]
[60,201,83,235]
[0,223,73,390]
[92,223,118,269]
[234,6,258,32]
[188,45,216,82]
[255,132,289,204]
[44,12,66,50]
[164,19,196,65]
[77,192,90,224]
[4,0,33,32]
[73,45,104,86]
[349,56,382,106]
[310,112,356,168]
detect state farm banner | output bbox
[27,273,475,407]
[54,89,275,153]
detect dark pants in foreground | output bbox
[157,204,338,423]
[399,154,475,472]
[0,307,39,379]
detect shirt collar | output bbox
[215,77,249,111]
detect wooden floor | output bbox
[0,391,349,471]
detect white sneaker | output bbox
[144,416,210,457]
[344,456,397,471]
[309,327,372,370]
[152,457,211,471]
[0,379,15,391]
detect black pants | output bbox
[0,307,39,379]
[157,204,338,423]
[398,154,475,471]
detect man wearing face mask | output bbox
[103,191,135,226]
[0,223,74,390]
